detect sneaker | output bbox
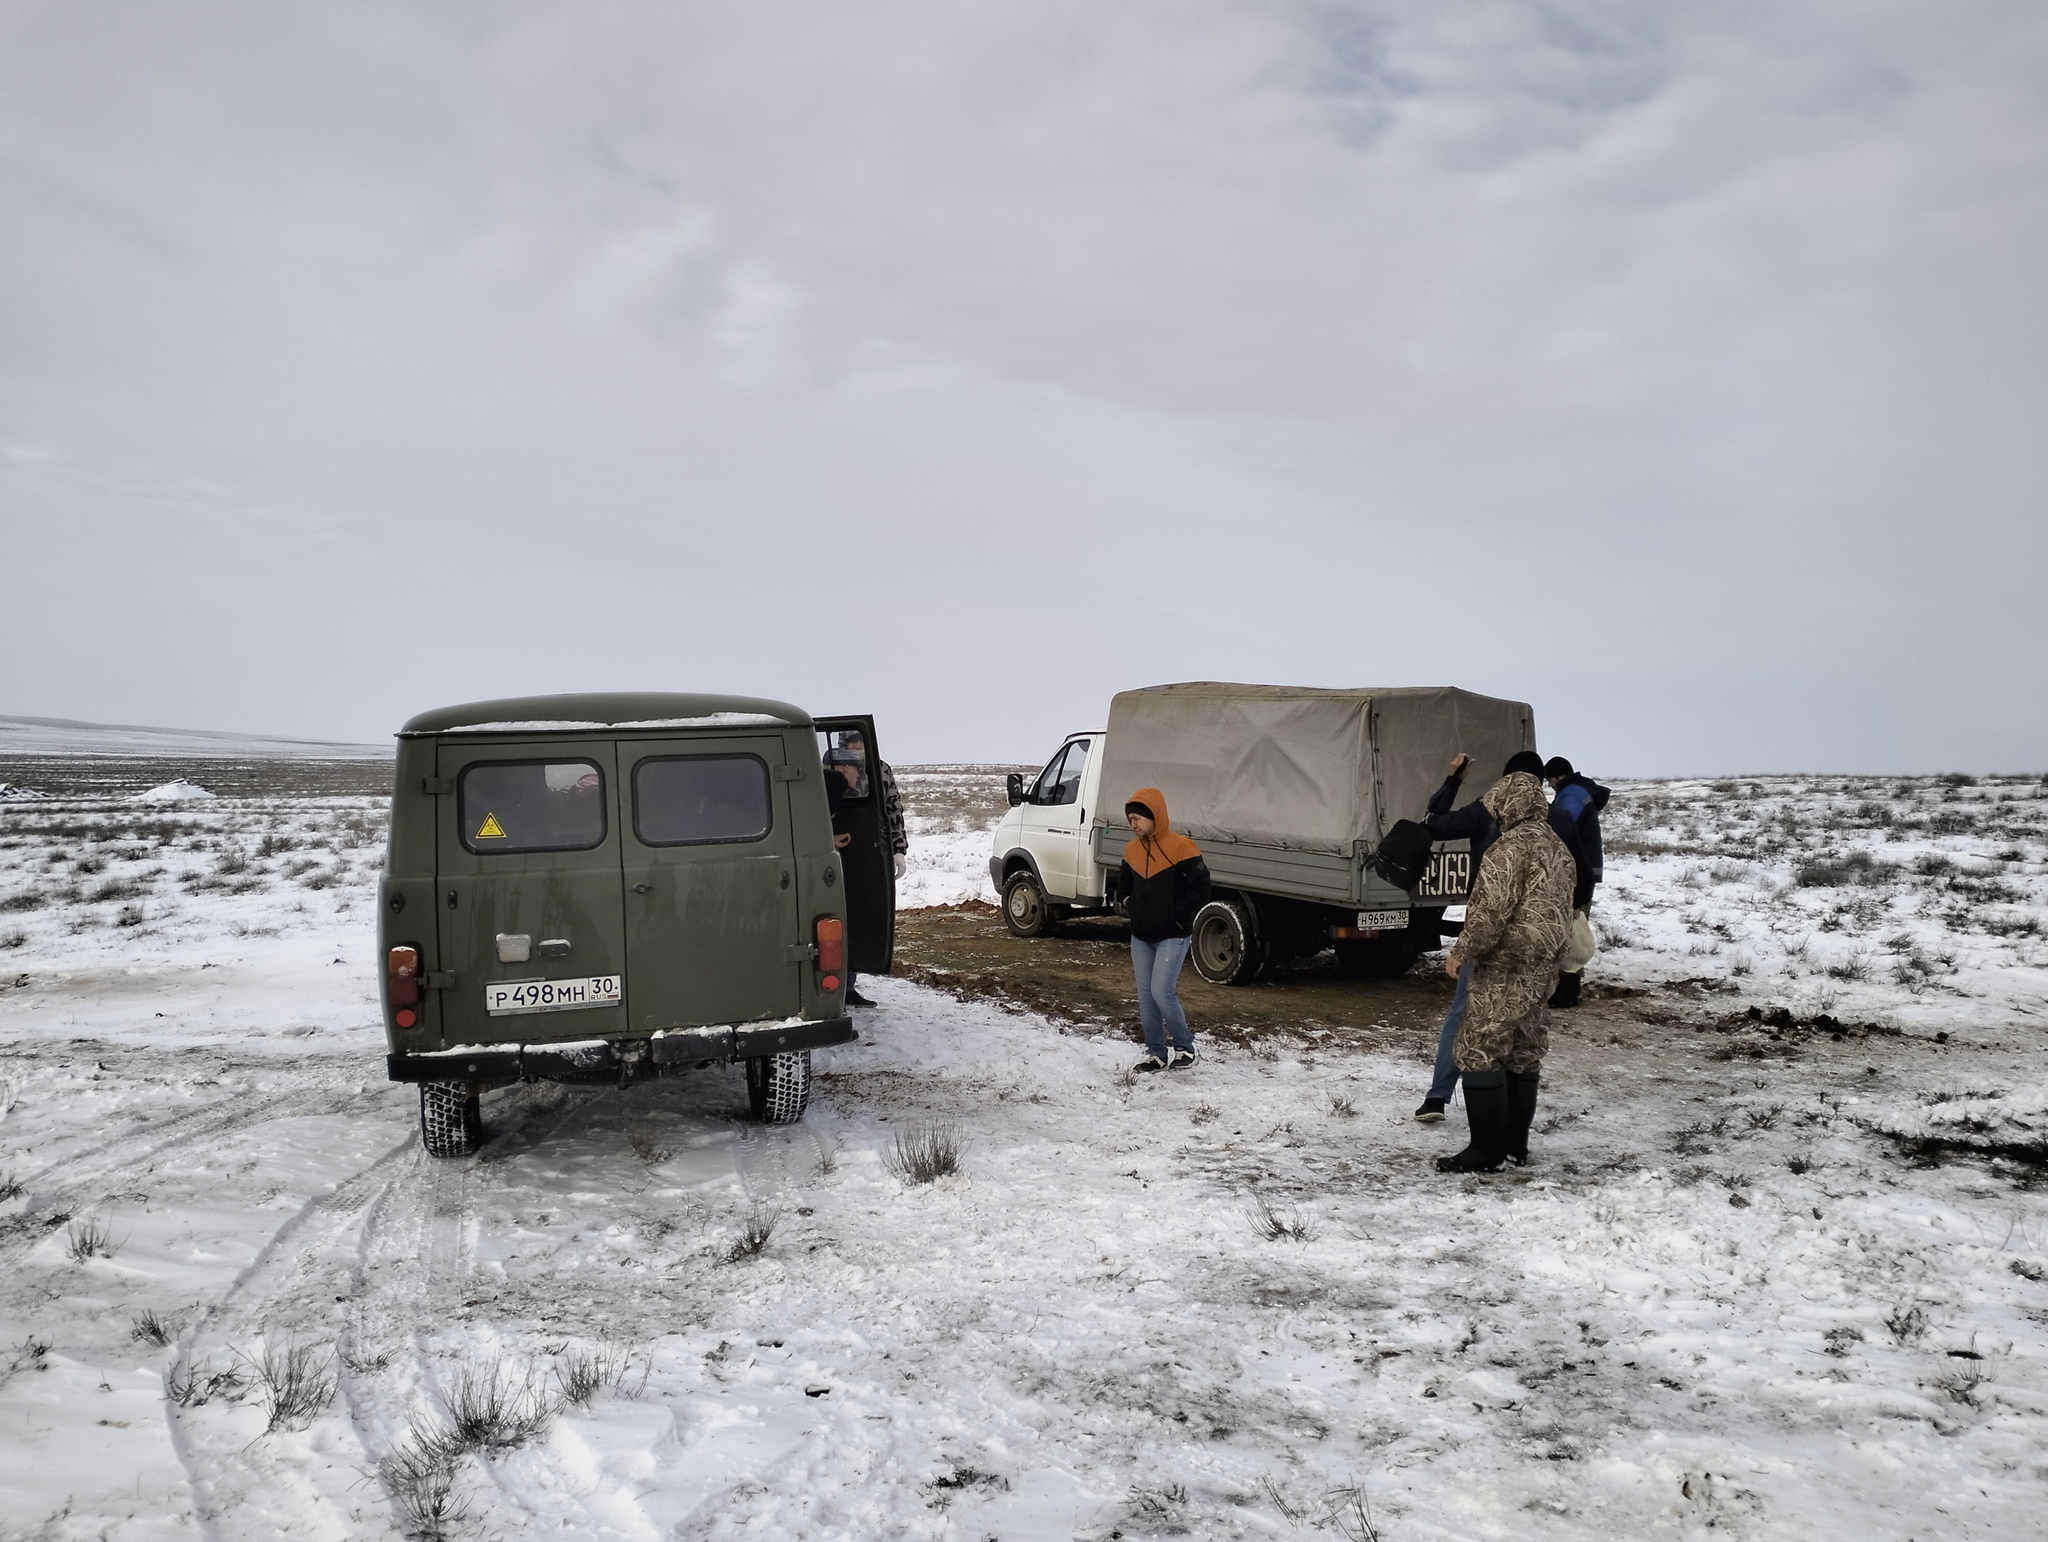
[1133,1055,1168,1073]
[1167,1048,1198,1071]
[1414,1097,1447,1122]
[844,989,876,1008]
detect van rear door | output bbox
[815,715,895,975]
[436,740,629,1047]
[618,735,802,1030]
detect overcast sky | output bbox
[3,1,2044,772]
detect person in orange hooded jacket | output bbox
[1117,788,1212,1072]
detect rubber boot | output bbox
[1506,1071,1541,1167]
[1548,971,1582,1009]
[1436,1072,1509,1173]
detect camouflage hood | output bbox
[1481,771,1548,831]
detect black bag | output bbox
[1370,819,1435,890]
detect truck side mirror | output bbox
[1006,772,1026,807]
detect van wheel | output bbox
[419,1082,482,1157]
[746,1051,812,1124]
[1190,899,1264,986]
[1335,935,1421,979]
[1001,871,1058,938]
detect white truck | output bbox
[987,683,1535,984]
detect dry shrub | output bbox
[887,1121,964,1185]
[251,1337,336,1433]
[1246,1192,1318,1243]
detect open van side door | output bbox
[815,714,896,975]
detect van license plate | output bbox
[485,976,622,1015]
[1357,910,1407,929]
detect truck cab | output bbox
[988,729,1108,936]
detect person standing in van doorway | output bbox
[826,729,905,1009]
[1542,756,1608,1009]
[824,751,880,1009]
[840,728,909,885]
[1118,789,1211,1073]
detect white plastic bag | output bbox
[1562,909,1597,973]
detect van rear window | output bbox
[459,761,606,853]
[634,756,772,846]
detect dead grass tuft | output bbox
[165,1357,244,1407]
[381,1413,470,1541]
[887,1121,964,1185]
[250,1336,336,1433]
[66,1215,120,1262]
[131,1308,178,1348]
[554,1342,632,1408]
[721,1205,780,1264]
[447,1359,555,1450]
[1246,1191,1319,1243]
[625,1126,672,1165]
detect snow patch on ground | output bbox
[131,780,216,804]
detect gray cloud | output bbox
[3,0,2043,772]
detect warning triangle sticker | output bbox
[474,812,507,840]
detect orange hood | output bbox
[1122,786,1201,878]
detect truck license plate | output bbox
[484,976,622,1015]
[1415,848,1472,901]
[1357,910,1407,929]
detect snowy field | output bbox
[2,755,2047,1540]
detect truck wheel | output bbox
[1190,899,1265,986]
[1335,935,1421,979]
[746,1051,812,1124]
[419,1081,482,1157]
[1001,871,1058,938]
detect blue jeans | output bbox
[1132,935,1194,1059]
[1427,963,1472,1102]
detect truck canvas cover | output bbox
[1097,683,1534,855]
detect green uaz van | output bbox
[377,693,895,1155]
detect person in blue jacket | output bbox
[1542,757,1610,1008]
[1413,748,1547,1122]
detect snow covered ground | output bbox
[1,763,2045,1540]
[0,715,388,760]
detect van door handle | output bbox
[631,883,655,894]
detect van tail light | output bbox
[388,945,421,1028]
[815,917,844,991]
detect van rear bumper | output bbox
[386,1016,857,1085]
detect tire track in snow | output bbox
[161,1085,604,1540]
[1,1056,380,1258]
[345,1082,676,1540]
[165,1136,417,1541]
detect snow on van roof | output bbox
[446,714,786,733]
[399,693,809,735]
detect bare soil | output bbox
[0,755,392,799]
[892,899,1664,1060]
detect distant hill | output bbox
[0,714,390,760]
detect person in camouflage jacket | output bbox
[1438,770,1576,1173]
